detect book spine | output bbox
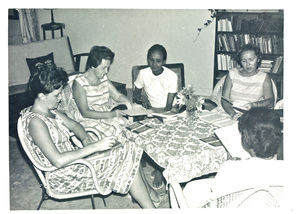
[271,56,283,74]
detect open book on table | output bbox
[125,121,153,134]
[221,97,248,113]
[110,103,153,117]
[151,104,187,121]
[200,134,223,147]
[214,122,251,159]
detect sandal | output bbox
[150,170,156,179]
[152,181,164,190]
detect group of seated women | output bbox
[19,42,280,209]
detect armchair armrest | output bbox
[168,182,189,208]
[44,158,104,198]
[70,127,102,148]
[68,159,103,194]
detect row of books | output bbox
[216,55,283,74]
[218,14,283,34]
[217,33,283,55]
[256,57,283,74]
[217,19,233,32]
[217,54,237,71]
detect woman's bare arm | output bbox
[244,74,275,109]
[72,80,116,119]
[165,92,176,111]
[55,110,93,146]
[29,117,115,168]
[252,74,274,108]
[221,75,236,117]
[108,80,132,109]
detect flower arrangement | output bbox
[172,85,204,114]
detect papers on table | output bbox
[214,122,251,159]
[198,110,236,127]
[125,121,153,134]
[200,134,223,147]
[122,108,153,116]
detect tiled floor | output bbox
[9,136,170,210]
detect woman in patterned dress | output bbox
[72,46,135,137]
[221,44,275,120]
[22,64,156,208]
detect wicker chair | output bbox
[169,182,283,208]
[17,117,107,210]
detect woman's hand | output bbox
[93,136,116,152]
[243,103,253,110]
[113,110,124,118]
[231,112,242,120]
[124,102,133,110]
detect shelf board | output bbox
[216,10,283,16]
[216,51,283,57]
[216,31,283,36]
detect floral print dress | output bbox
[20,107,143,195]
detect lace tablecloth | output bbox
[124,115,228,184]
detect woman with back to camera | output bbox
[222,44,274,120]
[181,107,284,208]
[20,64,157,208]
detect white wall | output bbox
[37,9,216,95]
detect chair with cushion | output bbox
[131,63,185,104]
[9,36,127,96]
[169,182,283,208]
[17,116,107,210]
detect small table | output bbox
[41,22,65,40]
[124,114,229,184]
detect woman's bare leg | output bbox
[139,165,160,203]
[129,166,155,208]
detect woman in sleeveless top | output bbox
[72,46,136,137]
[23,64,157,208]
[222,44,274,120]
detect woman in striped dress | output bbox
[221,44,275,120]
[72,46,133,137]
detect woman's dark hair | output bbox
[238,107,282,159]
[147,44,167,61]
[85,46,115,71]
[237,44,262,67]
[28,63,68,98]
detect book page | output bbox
[214,122,251,159]
[122,108,152,116]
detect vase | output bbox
[186,109,196,128]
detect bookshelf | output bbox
[213,10,284,99]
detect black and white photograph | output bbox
[5,1,299,213]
